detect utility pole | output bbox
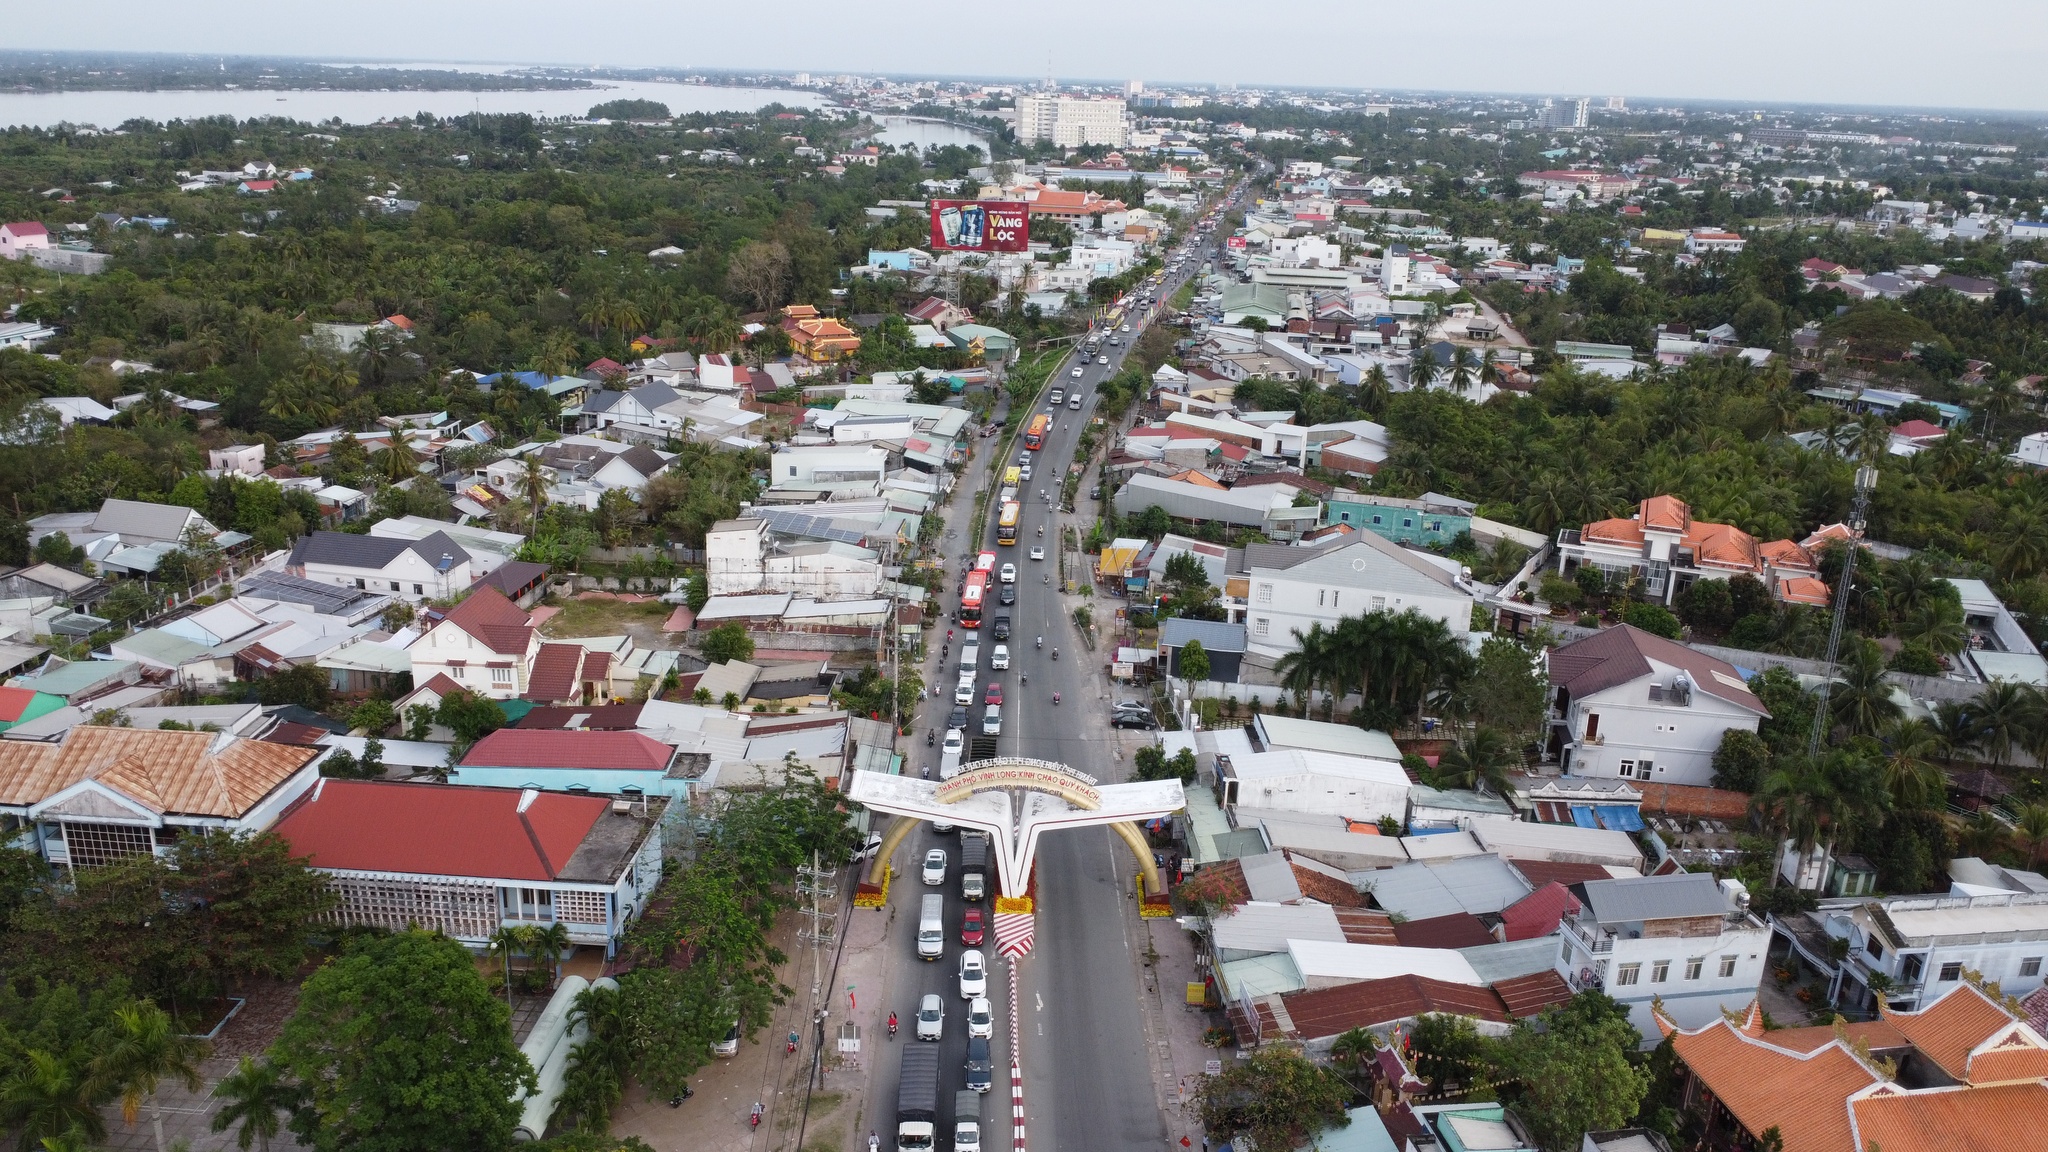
[795,849,838,1007]
[1808,464,1878,758]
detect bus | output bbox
[997,501,1020,545]
[1002,466,1021,487]
[961,551,998,629]
[1024,413,1052,451]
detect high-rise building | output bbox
[1125,80,1143,96]
[1605,95,1626,111]
[1014,95,1130,148]
[1540,97,1590,130]
[794,72,811,87]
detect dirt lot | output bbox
[538,594,678,653]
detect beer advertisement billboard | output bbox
[929,200,1030,253]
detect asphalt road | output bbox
[968,182,1247,1152]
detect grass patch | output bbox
[538,596,672,639]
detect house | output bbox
[1324,491,1472,548]
[32,498,220,550]
[0,221,52,260]
[1774,886,2048,1015]
[408,587,539,700]
[469,560,552,610]
[366,516,525,578]
[285,530,476,602]
[904,296,972,331]
[450,729,687,798]
[780,304,862,362]
[1656,984,2048,1152]
[0,725,322,867]
[1555,872,1769,1037]
[1682,230,1747,255]
[1215,748,1411,824]
[1117,473,1322,541]
[1555,495,1838,608]
[1230,534,1473,658]
[1544,624,1768,786]
[1159,617,1246,682]
[269,779,665,957]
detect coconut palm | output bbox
[209,1057,296,1152]
[1448,345,1477,394]
[533,922,573,988]
[519,455,551,513]
[2017,805,2048,871]
[1973,681,2033,767]
[1437,727,1517,796]
[1408,346,1440,391]
[374,439,419,484]
[0,1049,106,1152]
[1928,699,1984,764]
[88,1001,208,1152]
[1899,599,1967,658]
[1358,365,1392,416]
[1830,639,1901,737]
[1876,718,1946,811]
[1328,1027,1378,1087]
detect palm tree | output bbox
[374,439,419,485]
[1974,681,2033,767]
[489,926,528,1007]
[1876,718,1945,811]
[1883,556,1943,622]
[1447,345,1477,395]
[534,922,573,988]
[1829,639,1901,737]
[1519,471,1575,536]
[519,455,552,513]
[1409,346,1440,391]
[1274,624,1333,713]
[1437,727,1517,796]
[1358,365,1392,416]
[1328,1027,1377,1087]
[2017,805,2048,871]
[1979,375,2022,444]
[88,1001,208,1152]
[1899,599,1967,658]
[1851,414,1892,464]
[531,330,579,379]
[0,1049,106,1152]
[210,1057,295,1152]
[1929,699,1984,764]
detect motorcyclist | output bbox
[1052,648,1059,661]
[1036,636,1043,649]
[1053,692,1061,705]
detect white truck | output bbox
[954,1090,982,1152]
[917,893,945,960]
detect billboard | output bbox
[929,199,1030,253]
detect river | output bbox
[0,79,828,130]
[866,114,991,158]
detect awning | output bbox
[1573,804,1645,832]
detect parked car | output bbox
[1110,711,1158,730]
[922,849,948,886]
[967,996,994,1039]
[943,729,965,757]
[961,906,985,946]
[712,1019,741,1058]
[917,993,944,1041]
[959,949,987,998]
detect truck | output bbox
[918,893,945,960]
[958,643,980,674]
[897,1046,941,1152]
[954,1090,983,1152]
[959,833,988,903]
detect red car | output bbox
[961,906,985,946]
[985,682,1004,705]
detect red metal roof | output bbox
[1499,881,1583,941]
[461,728,673,772]
[272,779,607,881]
[1391,912,1496,949]
[0,686,41,723]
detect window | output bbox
[1253,617,1269,637]
[1619,759,1636,778]
[2022,957,2042,978]
[1257,583,1273,603]
[1651,960,1670,983]
[1371,515,1383,525]
[1867,940,1884,960]
[1339,512,1351,522]
[413,583,424,595]
[1317,589,1325,607]
[1719,955,1738,978]
[491,667,514,686]
[1685,957,1704,980]
[1615,963,1641,986]
[1429,521,1443,532]
[1637,759,1655,779]
[1402,518,1413,528]
[450,665,466,679]
[1901,954,1925,983]
[390,581,401,591]
[355,578,367,589]
[1371,596,1386,611]
[1330,592,1338,609]
[1940,962,1963,982]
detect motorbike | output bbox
[927,730,935,747]
[1052,648,1059,661]
[787,1031,799,1054]
[752,1104,764,1130]
[1036,636,1043,649]
[888,1012,899,1038]
[668,1084,694,1107]
[1053,692,1061,705]
[1021,673,1027,686]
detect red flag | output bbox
[1182,1139,1192,1148]
[849,990,857,1011]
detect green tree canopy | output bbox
[1192,1046,1351,1152]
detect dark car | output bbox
[965,1036,993,1093]
[949,706,969,730]
[1111,710,1159,730]
[999,583,1016,605]
[992,616,1012,640]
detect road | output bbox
[868,178,1248,1152]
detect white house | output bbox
[1214,748,1411,823]
[0,221,52,260]
[366,517,524,578]
[770,445,890,490]
[1779,882,2048,1014]
[1543,624,1768,787]
[2012,431,2048,470]
[1230,534,1474,658]
[408,586,540,700]
[285,530,476,602]
[1555,872,1771,1038]
[705,517,882,598]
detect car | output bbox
[985,682,1004,705]
[992,616,1011,640]
[959,949,987,998]
[990,644,1010,670]
[981,705,1002,736]
[1029,546,1045,561]
[1018,464,1032,481]
[965,1036,993,1093]
[1097,354,1110,364]
[961,906,985,946]
[712,1019,741,1058]
[1111,711,1158,730]
[916,993,944,1041]
[967,996,994,1039]
[1113,699,1149,713]
[922,848,948,886]
[1090,484,1102,499]
[1068,395,1083,410]
[948,705,968,731]
[954,679,976,706]
[850,830,884,864]
[999,563,1017,583]
[998,584,1015,605]
[1048,389,1065,405]
[942,728,964,756]
[1070,366,1084,378]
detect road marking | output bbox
[1034,993,1042,1012]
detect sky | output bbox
[24,0,2048,114]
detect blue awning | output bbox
[1569,805,1601,829]
[1593,805,1645,832]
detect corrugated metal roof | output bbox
[1158,617,1246,653]
[273,779,610,882]
[1211,901,1346,954]
[460,729,674,773]
[1240,851,1303,902]
[1457,938,1565,984]
[1285,939,1484,986]
[1579,872,1729,925]
[1362,855,1532,920]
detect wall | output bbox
[448,765,688,799]
[1325,498,1472,548]
[1558,918,1771,1038]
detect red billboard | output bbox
[928,200,1030,253]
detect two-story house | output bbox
[408,586,540,699]
[270,778,665,957]
[1230,534,1473,659]
[285,530,475,602]
[1781,886,2048,1015]
[1544,625,1768,786]
[1553,494,1837,608]
[1556,872,1771,1038]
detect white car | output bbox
[967,996,994,1039]
[1097,355,1109,364]
[942,729,964,757]
[916,993,944,1041]
[1019,464,1032,481]
[954,679,976,705]
[991,644,1011,670]
[922,848,948,886]
[959,949,987,998]
[1070,366,1084,378]
[1119,324,1131,333]
[999,563,1017,583]
[1029,546,1045,561]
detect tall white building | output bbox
[1124,80,1143,96]
[1540,97,1589,129]
[1605,95,1626,111]
[1014,95,1129,148]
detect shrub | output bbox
[1539,573,1581,608]
[1621,602,1682,639]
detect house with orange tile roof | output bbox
[1555,494,1846,608]
[1023,187,1128,220]
[780,304,862,362]
[1657,985,2048,1152]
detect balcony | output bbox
[1561,919,1615,956]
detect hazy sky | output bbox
[27,0,2048,114]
